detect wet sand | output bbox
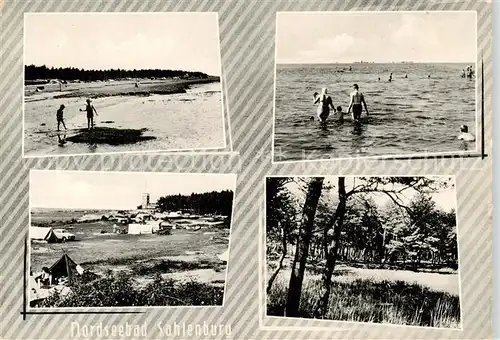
[24,79,225,156]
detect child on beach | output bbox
[80,99,98,131]
[56,104,67,131]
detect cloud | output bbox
[297,33,363,62]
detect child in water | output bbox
[56,104,67,131]
[335,106,344,123]
[457,125,475,141]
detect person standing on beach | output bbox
[80,99,98,131]
[347,84,369,122]
[56,104,67,131]
[313,88,335,123]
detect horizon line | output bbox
[277,61,476,64]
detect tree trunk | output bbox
[315,177,347,318]
[285,177,324,317]
[267,222,288,294]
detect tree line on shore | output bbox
[25,64,211,82]
[266,176,457,318]
[156,190,234,218]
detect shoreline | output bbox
[25,77,221,100]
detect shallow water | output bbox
[24,82,225,156]
[274,63,477,161]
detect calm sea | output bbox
[274,63,477,161]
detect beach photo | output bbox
[23,13,226,157]
[28,170,235,308]
[273,11,477,162]
[266,176,461,328]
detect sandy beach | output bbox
[24,79,226,156]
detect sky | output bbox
[285,176,456,213]
[30,171,236,210]
[276,11,476,64]
[24,13,222,76]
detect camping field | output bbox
[30,209,230,307]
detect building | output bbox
[140,192,157,211]
[142,193,150,208]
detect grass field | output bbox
[266,260,461,328]
[31,210,230,288]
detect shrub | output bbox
[40,272,224,307]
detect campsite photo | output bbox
[23,12,226,157]
[29,170,235,308]
[266,176,461,328]
[273,11,477,162]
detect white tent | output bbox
[128,223,153,235]
[77,214,102,223]
[165,212,182,219]
[30,227,59,243]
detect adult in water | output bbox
[347,84,369,122]
[80,99,98,131]
[313,88,335,123]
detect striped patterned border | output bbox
[0,1,493,339]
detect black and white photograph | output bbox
[273,11,477,162]
[23,13,225,157]
[266,176,461,328]
[29,170,235,308]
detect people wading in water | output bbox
[313,88,335,123]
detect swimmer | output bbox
[457,125,475,141]
[313,88,335,123]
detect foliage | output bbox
[267,177,458,270]
[156,190,234,220]
[266,178,299,254]
[39,272,224,307]
[25,64,210,82]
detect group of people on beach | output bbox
[313,84,369,124]
[56,99,98,132]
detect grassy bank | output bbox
[40,272,224,307]
[267,277,460,328]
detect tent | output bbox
[30,227,60,243]
[77,214,102,223]
[49,253,84,285]
[128,223,153,235]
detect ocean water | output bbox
[273,63,477,161]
